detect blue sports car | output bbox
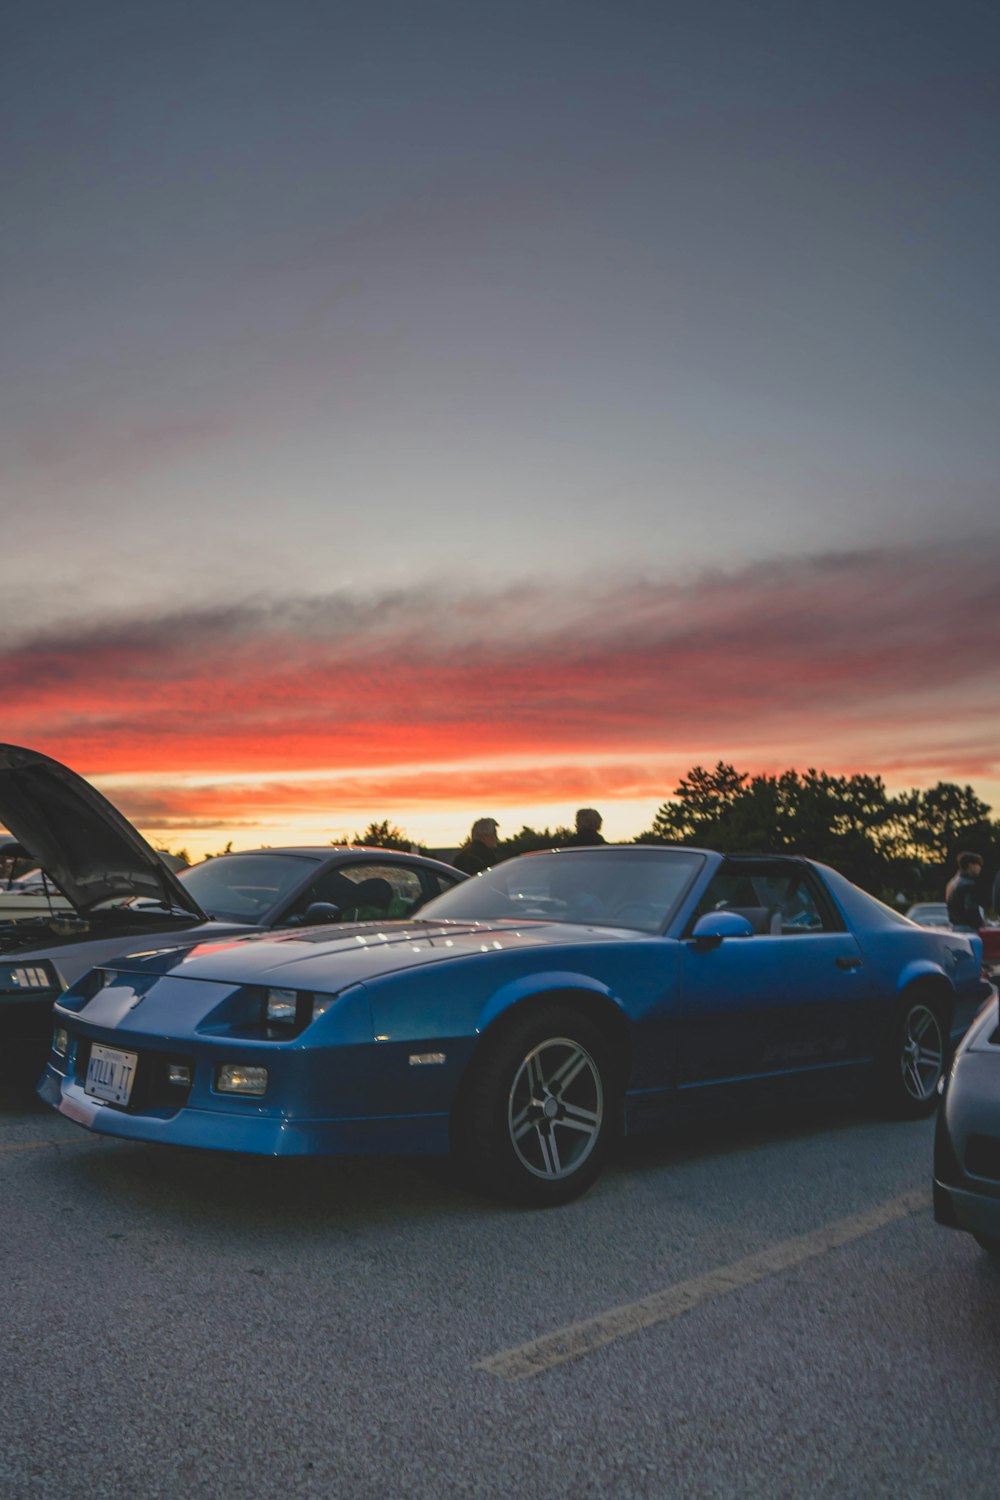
[40,847,993,1205]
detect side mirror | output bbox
[690,911,754,949]
[298,901,342,926]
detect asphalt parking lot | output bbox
[2,1084,999,1500]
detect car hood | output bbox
[96,917,640,990]
[0,744,205,919]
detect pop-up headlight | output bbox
[266,988,298,1024]
[263,988,336,1029]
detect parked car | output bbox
[0,834,72,922]
[39,845,993,1205]
[0,744,463,1074]
[905,902,951,927]
[981,927,1000,981]
[904,901,1000,980]
[934,991,1000,1256]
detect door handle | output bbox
[836,955,862,970]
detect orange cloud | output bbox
[109,761,677,825]
[3,544,998,815]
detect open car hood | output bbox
[0,744,206,919]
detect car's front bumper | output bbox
[38,1063,451,1156]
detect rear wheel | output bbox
[457,1006,616,1206]
[973,1234,1000,1257]
[874,994,947,1118]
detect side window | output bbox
[340,863,425,918]
[696,868,831,935]
[282,867,359,923]
[760,874,827,934]
[281,863,449,924]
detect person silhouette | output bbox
[565,808,606,847]
[453,818,500,875]
[946,851,985,931]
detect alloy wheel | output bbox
[900,1002,944,1103]
[507,1036,604,1181]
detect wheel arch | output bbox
[451,982,632,1144]
[476,979,630,1068]
[887,966,955,1046]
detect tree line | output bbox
[352,764,999,905]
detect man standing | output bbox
[946,851,985,931]
[453,817,500,875]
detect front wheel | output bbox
[873,995,947,1118]
[457,1006,617,1207]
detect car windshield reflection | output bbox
[178,853,319,922]
[417,848,705,933]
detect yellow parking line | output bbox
[474,1187,927,1380]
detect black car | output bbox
[0,744,463,1075]
[934,990,1000,1256]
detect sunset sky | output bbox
[3,0,999,857]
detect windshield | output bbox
[417,848,705,933]
[178,853,318,922]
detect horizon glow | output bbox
[3,2,998,857]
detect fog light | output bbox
[216,1064,268,1096]
[266,988,297,1024]
[52,1027,69,1057]
[167,1062,192,1087]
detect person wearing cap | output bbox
[945,851,985,931]
[453,817,500,875]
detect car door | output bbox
[677,860,872,1102]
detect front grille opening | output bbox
[129,1054,195,1112]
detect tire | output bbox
[973,1233,1000,1257]
[457,1005,617,1207]
[873,994,948,1119]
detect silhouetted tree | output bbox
[202,841,234,861]
[908,784,993,865]
[638,762,748,843]
[905,783,997,901]
[635,762,977,895]
[351,819,426,854]
[496,825,574,860]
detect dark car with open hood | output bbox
[0,745,463,1077]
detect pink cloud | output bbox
[2,543,997,808]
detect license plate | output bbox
[85,1044,138,1106]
